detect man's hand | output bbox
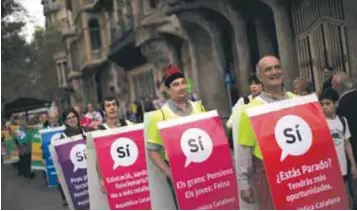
[100,178,106,193]
[241,189,254,204]
[165,170,173,181]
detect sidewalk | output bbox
[1,164,67,210]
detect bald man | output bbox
[292,76,311,96]
[43,109,61,128]
[234,56,296,209]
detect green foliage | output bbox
[1,0,27,20]
[1,0,63,101]
[1,0,32,101]
[29,26,64,100]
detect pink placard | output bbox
[247,95,348,209]
[93,126,151,210]
[158,111,239,210]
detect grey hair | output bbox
[255,55,278,75]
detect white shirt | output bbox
[326,116,351,176]
[85,111,103,122]
[226,95,253,129]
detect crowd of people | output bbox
[1,55,357,209]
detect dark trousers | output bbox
[18,153,31,177]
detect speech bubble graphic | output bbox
[180,128,213,168]
[51,133,63,143]
[70,143,87,172]
[110,137,138,170]
[274,115,313,161]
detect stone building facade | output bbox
[130,0,357,118]
[47,0,357,117]
[42,0,73,108]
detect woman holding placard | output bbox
[58,108,91,207]
[61,108,90,139]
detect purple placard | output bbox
[55,138,89,210]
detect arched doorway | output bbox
[232,0,279,69]
[178,12,230,117]
[201,8,240,108]
[176,8,239,118]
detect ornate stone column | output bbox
[343,0,357,76]
[255,17,275,57]
[228,7,252,96]
[56,63,62,86]
[61,62,67,86]
[140,39,176,71]
[261,0,299,90]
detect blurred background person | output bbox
[43,109,62,128]
[226,74,263,130]
[292,76,312,96]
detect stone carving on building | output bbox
[122,0,133,31]
[109,63,130,101]
[140,40,173,70]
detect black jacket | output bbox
[337,89,357,160]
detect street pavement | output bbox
[1,164,67,210]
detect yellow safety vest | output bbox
[145,101,205,161]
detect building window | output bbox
[71,42,79,70]
[88,18,102,50]
[149,0,159,8]
[63,61,68,73]
[133,70,156,100]
[57,63,62,85]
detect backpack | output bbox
[338,115,346,135]
[243,96,250,105]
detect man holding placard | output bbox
[88,96,150,210]
[96,96,133,193]
[236,56,349,209]
[145,64,205,208]
[235,56,296,209]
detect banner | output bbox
[53,135,89,209]
[31,127,45,171]
[86,133,110,210]
[39,126,65,187]
[158,110,239,210]
[2,129,19,164]
[92,124,151,210]
[246,94,348,209]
